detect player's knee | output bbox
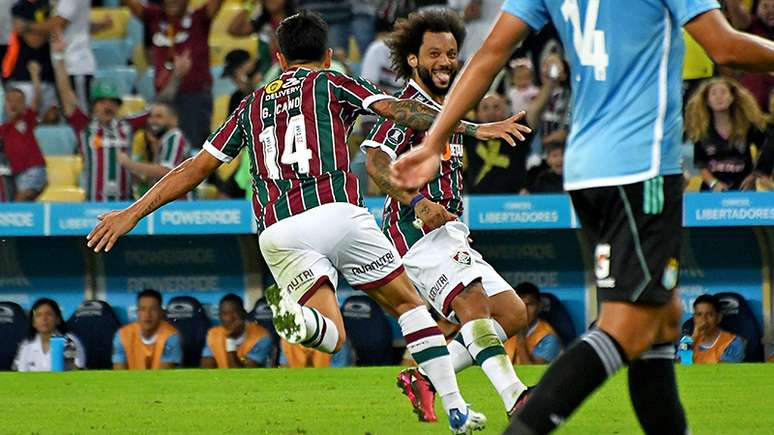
[452,281,490,323]
[492,295,527,338]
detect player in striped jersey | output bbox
[362,10,530,422]
[52,33,147,202]
[87,11,530,433]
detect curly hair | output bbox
[386,9,466,82]
[685,77,767,144]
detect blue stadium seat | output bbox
[248,297,280,366]
[341,295,394,366]
[125,17,144,52]
[0,302,28,370]
[94,67,138,96]
[539,293,577,346]
[682,292,764,362]
[166,296,211,367]
[66,300,121,369]
[91,39,130,67]
[136,69,156,102]
[35,125,78,155]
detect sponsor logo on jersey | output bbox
[386,128,404,145]
[350,252,396,277]
[428,274,449,301]
[265,79,284,94]
[287,269,315,292]
[661,258,679,290]
[595,243,615,288]
[452,251,472,266]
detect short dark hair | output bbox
[544,140,565,154]
[219,293,246,318]
[276,10,328,64]
[5,87,25,98]
[693,294,721,313]
[137,288,163,306]
[386,9,466,81]
[515,282,540,299]
[28,298,67,339]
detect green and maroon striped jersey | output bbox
[204,66,392,230]
[361,80,464,255]
[155,128,190,169]
[68,108,148,201]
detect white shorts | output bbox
[259,202,404,304]
[402,221,512,323]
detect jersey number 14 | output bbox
[561,0,608,81]
[258,114,313,179]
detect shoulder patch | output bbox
[386,128,405,145]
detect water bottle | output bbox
[64,336,77,370]
[678,335,694,365]
[50,336,66,372]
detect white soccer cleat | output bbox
[448,405,487,434]
[265,284,307,344]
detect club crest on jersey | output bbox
[452,251,472,266]
[661,258,679,290]
[265,79,284,94]
[386,128,404,145]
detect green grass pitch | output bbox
[2,364,773,434]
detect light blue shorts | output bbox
[15,165,48,192]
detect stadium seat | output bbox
[211,94,230,131]
[91,39,131,67]
[90,7,131,40]
[0,302,27,370]
[66,300,122,369]
[209,35,258,66]
[38,186,85,202]
[119,95,147,117]
[539,293,577,346]
[341,295,394,366]
[686,176,703,192]
[94,67,138,96]
[136,68,156,102]
[216,149,242,181]
[45,155,82,187]
[166,296,211,368]
[249,297,280,366]
[211,4,245,37]
[34,125,78,155]
[682,292,765,362]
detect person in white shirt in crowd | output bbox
[13,298,86,372]
[50,0,97,111]
[448,0,504,61]
[507,57,538,115]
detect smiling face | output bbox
[32,303,60,335]
[92,99,121,125]
[706,82,734,113]
[410,31,459,97]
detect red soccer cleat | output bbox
[396,367,438,422]
[508,387,534,419]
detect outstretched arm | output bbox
[50,31,79,118]
[686,9,774,71]
[87,150,222,252]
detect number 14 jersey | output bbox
[204,67,392,230]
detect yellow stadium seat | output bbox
[209,35,258,66]
[45,156,82,188]
[686,176,703,192]
[211,4,246,37]
[211,94,231,131]
[119,95,147,117]
[217,149,242,181]
[39,186,86,202]
[91,7,131,40]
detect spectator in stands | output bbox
[5,0,58,123]
[52,31,147,201]
[361,16,403,95]
[448,0,503,62]
[50,0,96,111]
[526,140,564,193]
[0,62,48,201]
[121,102,191,199]
[0,135,13,201]
[0,0,10,65]
[691,294,746,364]
[296,0,352,57]
[201,294,273,368]
[686,77,770,191]
[227,0,295,79]
[725,0,774,111]
[526,52,571,153]
[464,93,528,193]
[125,0,225,150]
[504,282,561,364]
[220,49,257,114]
[113,289,182,370]
[507,58,538,115]
[13,298,86,371]
[349,0,378,59]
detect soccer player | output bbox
[362,9,529,422]
[201,293,273,368]
[389,1,774,434]
[86,11,530,433]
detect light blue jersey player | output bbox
[390,1,774,433]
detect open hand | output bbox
[86,209,139,252]
[473,111,532,145]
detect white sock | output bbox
[300,306,339,353]
[461,318,526,410]
[447,337,475,372]
[399,306,466,413]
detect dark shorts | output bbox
[569,174,683,305]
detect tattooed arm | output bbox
[86,150,222,252]
[365,147,456,230]
[370,98,530,144]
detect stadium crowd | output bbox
[1,0,774,202]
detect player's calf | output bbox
[266,283,344,353]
